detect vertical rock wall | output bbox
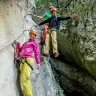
[0,1,24,96]
[0,0,64,96]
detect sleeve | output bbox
[39,18,50,26]
[58,16,71,21]
[43,12,47,18]
[34,41,40,64]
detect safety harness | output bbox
[20,58,34,71]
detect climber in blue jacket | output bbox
[37,8,78,57]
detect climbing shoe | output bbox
[54,52,59,57]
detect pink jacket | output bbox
[17,39,40,64]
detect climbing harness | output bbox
[20,58,34,71]
[13,48,34,71]
[14,58,21,69]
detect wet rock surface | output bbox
[50,58,96,96]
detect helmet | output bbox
[51,8,57,12]
[29,29,37,36]
[49,6,54,9]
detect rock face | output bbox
[0,0,64,96]
[50,58,96,96]
[57,0,96,79]
[49,0,96,95]
[0,1,24,96]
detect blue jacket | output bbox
[39,16,71,30]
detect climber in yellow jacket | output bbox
[13,29,40,96]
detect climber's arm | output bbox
[58,13,78,21]
[39,18,50,26]
[13,40,22,52]
[58,16,71,21]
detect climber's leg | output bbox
[43,30,51,56]
[20,58,34,96]
[51,29,59,57]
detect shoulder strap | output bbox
[56,16,58,25]
[56,16,60,30]
[56,16,58,21]
[25,58,34,70]
[50,17,52,27]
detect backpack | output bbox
[41,24,49,43]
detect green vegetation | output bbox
[35,0,96,79]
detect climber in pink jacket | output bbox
[17,37,40,65]
[13,29,40,96]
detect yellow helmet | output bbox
[49,6,54,9]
